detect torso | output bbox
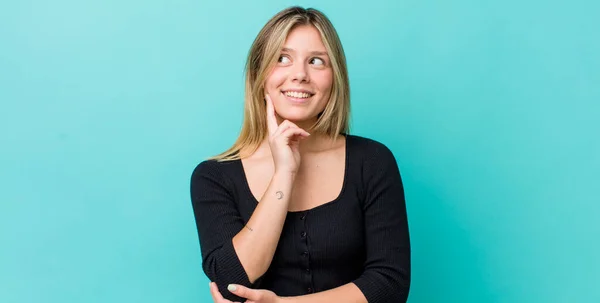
[218,134,380,296]
[240,135,346,212]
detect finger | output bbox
[271,120,294,138]
[279,127,311,142]
[227,284,261,301]
[210,282,226,302]
[273,121,310,140]
[212,283,242,303]
[265,94,279,135]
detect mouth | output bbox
[281,90,315,103]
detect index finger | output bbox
[265,94,278,135]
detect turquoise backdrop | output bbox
[1,0,598,302]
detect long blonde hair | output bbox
[210,6,350,161]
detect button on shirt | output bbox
[190,134,411,303]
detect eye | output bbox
[310,57,325,66]
[278,55,291,64]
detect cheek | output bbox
[266,68,287,90]
[315,70,334,94]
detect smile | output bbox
[281,90,314,104]
[282,90,314,99]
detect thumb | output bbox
[227,284,261,301]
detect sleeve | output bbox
[190,160,259,301]
[352,141,411,303]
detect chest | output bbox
[266,202,366,288]
[242,151,346,212]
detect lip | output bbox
[281,91,312,104]
[281,88,315,95]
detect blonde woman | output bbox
[190,6,410,303]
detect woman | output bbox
[190,6,411,303]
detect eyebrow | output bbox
[281,47,328,56]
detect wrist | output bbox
[273,170,297,181]
[278,296,294,303]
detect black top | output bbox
[190,134,411,303]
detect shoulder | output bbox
[191,158,239,184]
[346,134,402,182]
[192,159,219,177]
[190,159,243,202]
[347,134,397,163]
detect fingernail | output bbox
[227,284,237,292]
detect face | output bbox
[264,25,333,125]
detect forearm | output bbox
[280,282,367,303]
[232,172,295,283]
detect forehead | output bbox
[283,25,326,52]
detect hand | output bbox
[227,283,282,303]
[209,282,242,303]
[265,94,310,175]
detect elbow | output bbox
[389,249,411,302]
[201,240,256,288]
[378,266,410,303]
[394,267,411,302]
[355,266,411,303]
[204,253,267,285]
[202,255,257,302]
[388,257,411,302]
[386,268,412,303]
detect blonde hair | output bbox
[210,6,350,161]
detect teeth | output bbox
[284,91,311,98]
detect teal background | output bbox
[1,0,598,302]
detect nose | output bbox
[291,62,309,83]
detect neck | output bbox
[276,116,317,133]
[256,122,341,157]
[276,117,323,152]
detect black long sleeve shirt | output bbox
[190,134,411,302]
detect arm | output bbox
[280,282,367,303]
[224,142,410,303]
[256,142,411,303]
[350,141,411,303]
[190,161,294,301]
[233,170,296,282]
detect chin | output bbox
[277,111,316,123]
[279,114,309,122]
